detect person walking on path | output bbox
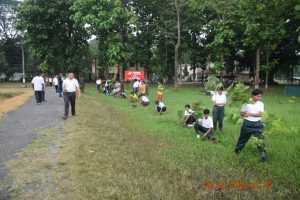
[234,89,269,163]
[58,73,63,98]
[53,75,59,93]
[62,73,81,119]
[49,76,53,87]
[31,73,45,105]
[212,86,226,131]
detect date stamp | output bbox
[203,181,272,189]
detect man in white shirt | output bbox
[194,109,214,139]
[53,75,59,94]
[62,73,81,119]
[212,86,227,131]
[133,79,140,94]
[155,100,167,115]
[184,104,196,127]
[96,78,102,93]
[31,73,45,105]
[140,95,150,106]
[49,77,53,87]
[235,89,269,163]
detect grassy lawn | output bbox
[3,84,299,199]
[0,91,22,101]
[84,84,300,198]
[0,82,30,88]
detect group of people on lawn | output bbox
[96,78,268,163]
[183,86,268,163]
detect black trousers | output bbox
[194,123,213,138]
[235,120,269,162]
[34,91,42,103]
[213,105,224,130]
[55,85,59,93]
[64,92,76,116]
[157,106,166,112]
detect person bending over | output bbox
[141,95,150,106]
[155,100,167,115]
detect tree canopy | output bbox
[1,0,298,86]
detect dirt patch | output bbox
[0,89,33,118]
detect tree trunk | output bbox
[255,46,260,89]
[174,0,181,88]
[192,63,196,82]
[265,51,270,89]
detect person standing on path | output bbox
[31,73,45,105]
[49,76,53,87]
[62,73,81,119]
[58,73,63,98]
[234,89,269,163]
[212,86,226,131]
[53,75,59,94]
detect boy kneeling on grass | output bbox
[155,100,167,115]
[194,109,215,141]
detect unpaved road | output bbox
[0,88,64,199]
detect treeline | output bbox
[1,0,300,87]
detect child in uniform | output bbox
[234,89,269,163]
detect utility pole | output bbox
[21,43,25,83]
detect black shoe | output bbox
[72,114,76,116]
[62,116,68,120]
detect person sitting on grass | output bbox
[112,81,121,98]
[194,109,215,140]
[129,92,139,103]
[184,104,197,127]
[140,95,150,106]
[155,100,167,115]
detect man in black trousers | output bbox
[62,73,81,119]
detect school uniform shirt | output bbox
[53,77,59,85]
[184,109,194,116]
[201,116,214,129]
[158,102,166,108]
[31,76,45,91]
[241,101,264,122]
[96,80,102,85]
[212,92,227,106]
[141,96,150,103]
[133,81,140,88]
[63,78,79,92]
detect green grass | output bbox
[0,91,22,101]
[3,84,299,199]
[84,84,300,198]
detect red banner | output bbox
[124,70,145,81]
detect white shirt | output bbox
[63,78,79,92]
[158,102,166,108]
[49,78,53,82]
[184,109,194,116]
[133,81,140,88]
[241,100,264,122]
[96,79,102,85]
[212,92,227,106]
[201,116,214,129]
[53,77,58,85]
[141,96,150,103]
[31,76,45,91]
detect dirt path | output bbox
[0,88,64,199]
